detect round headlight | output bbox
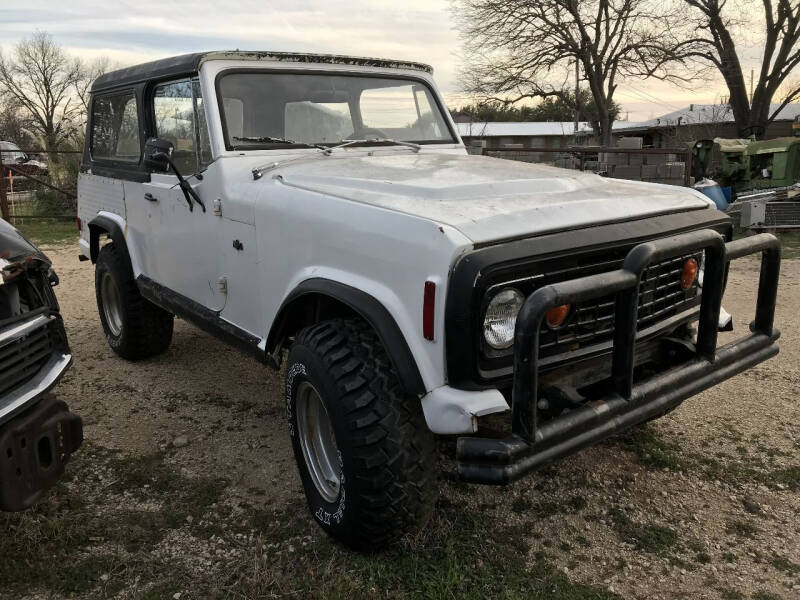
[483,288,525,350]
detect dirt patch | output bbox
[1,243,798,599]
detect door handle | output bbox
[144,193,158,202]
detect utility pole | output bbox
[750,69,754,106]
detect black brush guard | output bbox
[457,230,781,484]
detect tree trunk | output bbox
[599,114,613,146]
[44,133,60,164]
[711,18,753,137]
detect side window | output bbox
[153,79,212,173]
[91,92,141,162]
[193,80,212,169]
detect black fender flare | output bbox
[269,278,427,398]
[88,215,132,273]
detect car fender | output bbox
[269,277,426,398]
[87,212,143,276]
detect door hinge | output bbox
[213,198,222,216]
[217,277,228,295]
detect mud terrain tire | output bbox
[286,318,437,551]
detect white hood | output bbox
[273,152,712,244]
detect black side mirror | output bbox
[142,137,206,213]
[144,137,174,172]
[15,156,26,164]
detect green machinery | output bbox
[691,116,800,193]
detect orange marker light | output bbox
[545,304,571,329]
[681,258,699,290]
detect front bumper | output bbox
[0,312,81,510]
[457,230,780,484]
[0,395,83,510]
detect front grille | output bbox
[0,318,57,398]
[537,253,701,357]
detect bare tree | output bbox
[682,0,800,137]
[453,0,696,145]
[0,32,84,153]
[74,56,112,115]
[0,101,37,148]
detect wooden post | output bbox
[0,153,9,221]
[684,150,693,187]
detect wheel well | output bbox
[88,222,108,263]
[268,293,361,355]
[88,216,133,278]
[88,222,117,263]
[267,281,426,398]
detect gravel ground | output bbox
[1,241,798,600]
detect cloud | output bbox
[0,0,737,120]
[0,1,460,87]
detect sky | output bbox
[0,0,772,122]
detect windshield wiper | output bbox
[322,138,421,155]
[232,136,326,150]
[251,137,422,180]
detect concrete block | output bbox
[659,163,685,179]
[611,165,641,180]
[617,136,643,149]
[645,153,668,165]
[641,165,659,179]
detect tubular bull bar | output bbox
[457,230,781,484]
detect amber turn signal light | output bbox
[545,304,571,329]
[681,258,699,290]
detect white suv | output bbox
[77,51,781,551]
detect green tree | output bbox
[451,90,621,138]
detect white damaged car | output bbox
[77,51,780,550]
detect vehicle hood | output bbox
[0,218,50,283]
[273,152,712,243]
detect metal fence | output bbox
[481,146,694,187]
[0,149,81,222]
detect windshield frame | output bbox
[214,68,458,151]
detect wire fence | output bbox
[481,146,695,187]
[0,145,697,224]
[0,148,81,223]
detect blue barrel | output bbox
[694,178,728,210]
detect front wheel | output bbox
[285,318,437,551]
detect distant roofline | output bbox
[455,120,646,137]
[613,103,800,131]
[91,51,434,92]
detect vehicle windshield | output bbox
[217,72,455,150]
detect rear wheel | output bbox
[285,318,437,551]
[95,243,173,360]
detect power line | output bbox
[624,84,685,110]
[616,85,683,112]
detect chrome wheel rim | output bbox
[100,271,123,337]
[296,381,341,503]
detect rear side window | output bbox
[91,92,141,162]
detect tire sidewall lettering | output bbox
[286,358,348,530]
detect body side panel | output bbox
[252,177,472,393]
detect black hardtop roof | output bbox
[91,51,434,92]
